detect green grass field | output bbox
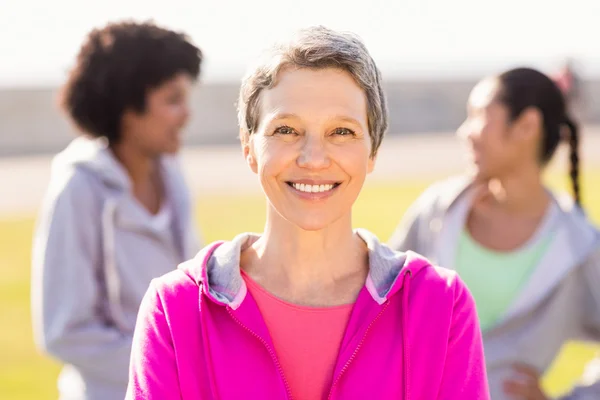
[1,171,599,399]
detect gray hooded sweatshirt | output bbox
[388,176,600,400]
[31,137,200,400]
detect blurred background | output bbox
[1,0,599,398]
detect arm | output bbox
[438,276,491,399]
[31,170,131,385]
[126,280,182,399]
[558,246,600,400]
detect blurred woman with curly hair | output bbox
[31,20,203,400]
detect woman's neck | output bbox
[481,166,549,216]
[111,140,163,214]
[241,208,369,306]
[111,141,157,186]
[467,166,552,251]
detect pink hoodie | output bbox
[127,230,490,399]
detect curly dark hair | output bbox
[60,20,202,143]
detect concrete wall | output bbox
[2,80,599,156]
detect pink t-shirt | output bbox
[242,271,354,400]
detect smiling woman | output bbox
[244,67,374,232]
[126,26,490,400]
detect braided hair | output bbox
[495,67,582,207]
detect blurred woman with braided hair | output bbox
[389,67,600,400]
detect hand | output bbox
[502,363,548,400]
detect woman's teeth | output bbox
[291,183,335,193]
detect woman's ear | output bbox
[241,130,258,174]
[514,106,543,142]
[367,154,376,174]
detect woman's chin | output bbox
[291,217,333,232]
[278,210,347,233]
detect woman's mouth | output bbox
[287,182,340,193]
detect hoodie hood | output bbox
[432,176,600,268]
[179,228,434,309]
[53,136,132,191]
[49,136,198,331]
[53,136,193,233]
[423,176,600,324]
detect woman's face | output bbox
[244,67,375,231]
[457,78,528,181]
[121,72,193,156]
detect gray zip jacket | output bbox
[31,137,200,400]
[388,176,600,400]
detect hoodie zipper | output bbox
[227,308,293,400]
[327,269,412,400]
[327,301,391,400]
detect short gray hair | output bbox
[237,25,388,157]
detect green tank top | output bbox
[455,226,554,332]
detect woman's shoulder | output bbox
[405,252,475,314]
[139,267,204,334]
[151,262,202,304]
[402,175,473,222]
[405,262,479,341]
[411,256,462,292]
[549,190,600,259]
[421,175,472,205]
[150,241,226,305]
[38,159,105,222]
[46,157,94,195]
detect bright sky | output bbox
[0,0,598,87]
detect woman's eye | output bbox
[274,126,296,135]
[333,127,355,136]
[165,90,184,105]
